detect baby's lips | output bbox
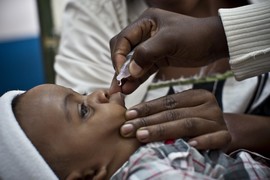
[109,92,126,107]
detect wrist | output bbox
[206,16,229,63]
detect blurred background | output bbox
[0,0,66,95]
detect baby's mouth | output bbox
[109,92,126,107]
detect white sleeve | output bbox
[54,0,123,93]
[219,1,270,80]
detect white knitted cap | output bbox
[0,90,58,180]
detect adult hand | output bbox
[120,89,231,150]
[110,8,229,94]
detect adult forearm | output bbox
[224,113,270,155]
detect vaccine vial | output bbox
[116,50,134,86]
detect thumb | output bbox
[129,32,172,78]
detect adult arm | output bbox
[224,113,270,155]
[109,7,229,94]
[110,2,270,94]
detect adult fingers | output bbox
[126,89,216,119]
[110,64,158,95]
[133,117,226,143]
[127,30,175,78]
[121,102,224,140]
[110,18,156,72]
[188,130,231,150]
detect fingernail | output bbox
[188,140,198,147]
[130,60,142,77]
[137,129,149,141]
[121,124,134,136]
[126,110,138,119]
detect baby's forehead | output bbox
[18,86,70,130]
[30,84,66,93]
[25,84,72,99]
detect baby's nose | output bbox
[90,90,110,103]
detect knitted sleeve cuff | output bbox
[219,2,270,80]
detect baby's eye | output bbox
[80,103,89,118]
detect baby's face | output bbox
[17,84,139,179]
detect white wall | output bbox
[0,0,40,42]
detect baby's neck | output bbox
[106,138,142,179]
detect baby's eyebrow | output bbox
[63,93,73,122]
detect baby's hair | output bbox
[11,92,68,179]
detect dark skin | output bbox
[144,0,249,17]
[121,96,270,155]
[109,2,270,155]
[110,0,249,93]
[14,84,230,179]
[109,8,229,94]
[121,89,231,150]
[144,0,247,82]
[15,84,141,180]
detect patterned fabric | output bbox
[111,139,270,180]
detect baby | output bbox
[1,84,269,180]
[1,84,141,179]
